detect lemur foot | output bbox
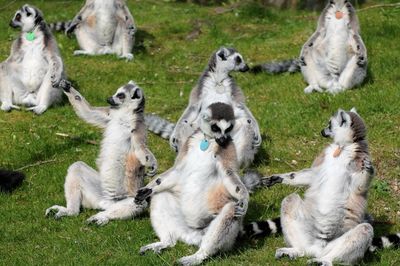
[22,94,37,107]
[139,242,171,255]
[260,175,283,187]
[304,85,323,94]
[135,187,152,204]
[275,247,303,260]
[307,259,333,266]
[86,212,109,226]
[1,102,20,112]
[27,105,47,115]
[178,254,205,266]
[327,82,344,94]
[73,50,90,56]
[119,53,134,61]
[45,205,76,219]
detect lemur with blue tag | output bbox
[0,5,65,114]
[135,102,249,266]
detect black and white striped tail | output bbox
[251,59,300,74]
[243,217,282,238]
[369,233,400,252]
[144,114,175,140]
[48,21,72,32]
[0,169,25,193]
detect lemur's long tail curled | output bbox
[251,59,300,74]
[144,114,175,140]
[242,217,282,238]
[369,233,400,252]
[0,169,25,193]
[48,21,72,32]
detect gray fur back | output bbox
[251,59,300,74]
[145,114,175,140]
[48,21,72,32]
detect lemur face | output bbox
[200,102,235,147]
[215,47,249,73]
[328,0,352,15]
[10,5,42,32]
[107,81,145,112]
[321,108,366,143]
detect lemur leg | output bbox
[0,71,22,111]
[86,197,147,226]
[45,161,103,219]
[309,223,373,265]
[260,168,315,188]
[337,55,366,91]
[276,193,315,260]
[27,72,61,114]
[178,202,240,266]
[170,105,199,152]
[301,55,331,93]
[74,28,102,56]
[140,193,202,254]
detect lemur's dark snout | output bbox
[321,129,329,138]
[107,97,118,106]
[9,21,18,28]
[216,136,231,147]
[240,64,250,72]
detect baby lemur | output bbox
[51,0,136,60]
[0,5,65,114]
[146,47,261,168]
[135,102,249,266]
[252,0,367,94]
[46,80,157,225]
[245,109,399,265]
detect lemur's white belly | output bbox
[179,137,221,228]
[19,41,48,92]
[98,119,131,197]
[94,3,118,45]
[324,17,350,74]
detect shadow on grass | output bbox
[134,29,155,55]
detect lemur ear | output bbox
[217,48,228,61]
[350,107,358,114]
[338,109,350,127]
[131,88,142,99]
[201,113,210,122]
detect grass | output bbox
[0,0,399,265]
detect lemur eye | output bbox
[235,56,242,64]
[15,14,21,21]
[211,124,221,133]
[225,124,234,133]
[330,0,334,4]
[116,93,126,99]
[328,121,332,130]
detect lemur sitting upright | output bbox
[244,109,399,265]
[146,47,261,168]
[46,80,157,225]
[0,5,65,114]
[135,102,249,266]
[50,0,136,60]
[252,0,367,94]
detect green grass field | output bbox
[0,0,399,265]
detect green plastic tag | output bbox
[26,32,35,41]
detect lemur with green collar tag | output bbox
[135,102,249,266]
[145,47,261,168]
[0,5,65,114]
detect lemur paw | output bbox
[45,205,74,219]
[86,213,109,226]
[145,155,158,177]
[260,175,283,187]
[362,158,374,174]
[1,102,20,112]
[119,53,134,61]
[170,137,179,153]
[178,254,204,266]
[27,105,47,115]
[127,25,136,36]
[275,248,302,260]
[135,187,152,204]
[357,55,367,67]
[139,243,168,255]
[57,79,72,92]
[304,85,322,94]
[234,199,248,217]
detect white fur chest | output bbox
[19,34,48,91]
[200,77,233,110]
[94,0,118,44]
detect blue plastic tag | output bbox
[200,139,209,151]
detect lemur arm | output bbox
[58,80,111,128]
[350,157,374,195]
[46,36,64,87]
[116,0,136,35]
[237,104,262,147]
[260,168,316,188]
[352,34,367,67]
[130,124,158,176]
[134,168,178,203]
[66,0,95,35]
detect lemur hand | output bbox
[145,154,158,177]
[135,187,152,204]
[234,198,248,217]
[127,25,136,36]
[56,79,71,92]
[362,158,374,175]
[260,175,283,187]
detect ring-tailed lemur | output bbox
[0,5,65,114]
[252,0,367,94]
[50,0,136,60]
[0,170,25,193]
[145,47,261,168]
[46,80,157,225]
[135,102,249,266]
[243,108,399,265]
